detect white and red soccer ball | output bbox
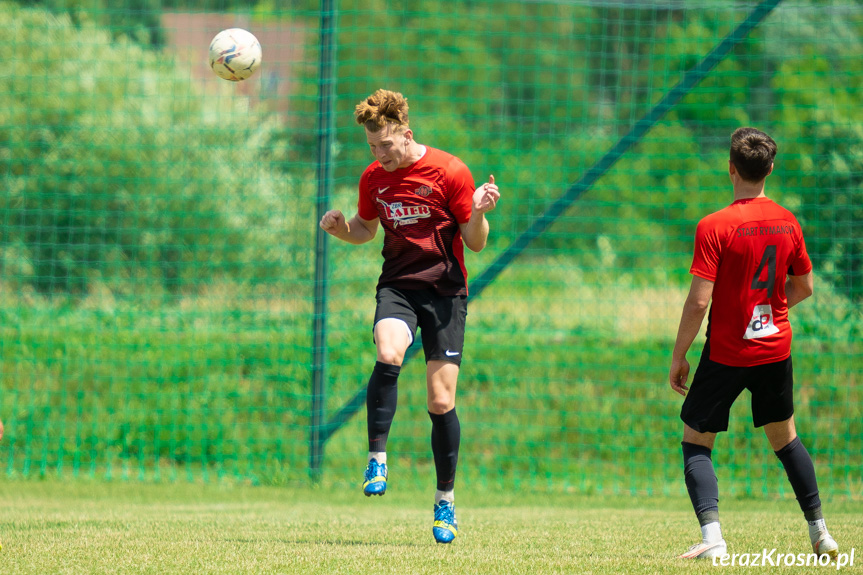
[208,28,262,82]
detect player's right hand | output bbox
[320,209,346,235]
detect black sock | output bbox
[775,436,822,515]
[366,361,400,453]
[429,408,461,492]
[682,442,720,526]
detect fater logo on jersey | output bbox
[743,304,780,340]
[377,198,432,228]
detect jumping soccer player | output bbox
[669,127,838,560]
[319,89,499,544]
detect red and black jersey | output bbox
[357,146,475,296]
[690,197,812,367]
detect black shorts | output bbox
[680,343,794,433]
[373,286,467,366]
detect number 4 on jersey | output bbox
[744,245,780,340]
[750,244,777,296]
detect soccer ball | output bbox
[208,28,262,82]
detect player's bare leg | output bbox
[427,360,458,414]
[375,318,413,366]
[765,416,838,559]
[679,425,727,559]
[427,360,460,543]
[362,319,412,496]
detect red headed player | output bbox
[670,128,838,560]
[320,89,499,544]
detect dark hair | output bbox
[730,127,777,182]
[354,89,409,133]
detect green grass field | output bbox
[1,480,860,574]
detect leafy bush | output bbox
[0,4,299,296]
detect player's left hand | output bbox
[472,175,500,214]
[668,357,690,396]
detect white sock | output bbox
[701,521,723,544]
[435,489,454,505]
[808,518,828,543]
[368,451,386,464]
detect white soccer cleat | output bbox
[679,539,727,560]
[813,533,839,560]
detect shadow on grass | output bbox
[223,537,425,548]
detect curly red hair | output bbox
[355,89,409,132]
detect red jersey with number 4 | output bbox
[690,197,812,367]
[357,146,475,296]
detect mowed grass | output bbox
[1,480,860,575]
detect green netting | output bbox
[1,0,860,499]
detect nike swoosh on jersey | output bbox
[378,186,389,194]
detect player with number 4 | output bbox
[668,128,838,560]
[320,89,499,544]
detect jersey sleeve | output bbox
[357,165,379,221]
[789,223,813,276]
[689,217,722,282]
[445,158,475,224]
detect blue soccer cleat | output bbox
[362,459,387,496]
[433,500,458,543]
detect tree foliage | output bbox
[1,3,292,295]
[2,1,862,300]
